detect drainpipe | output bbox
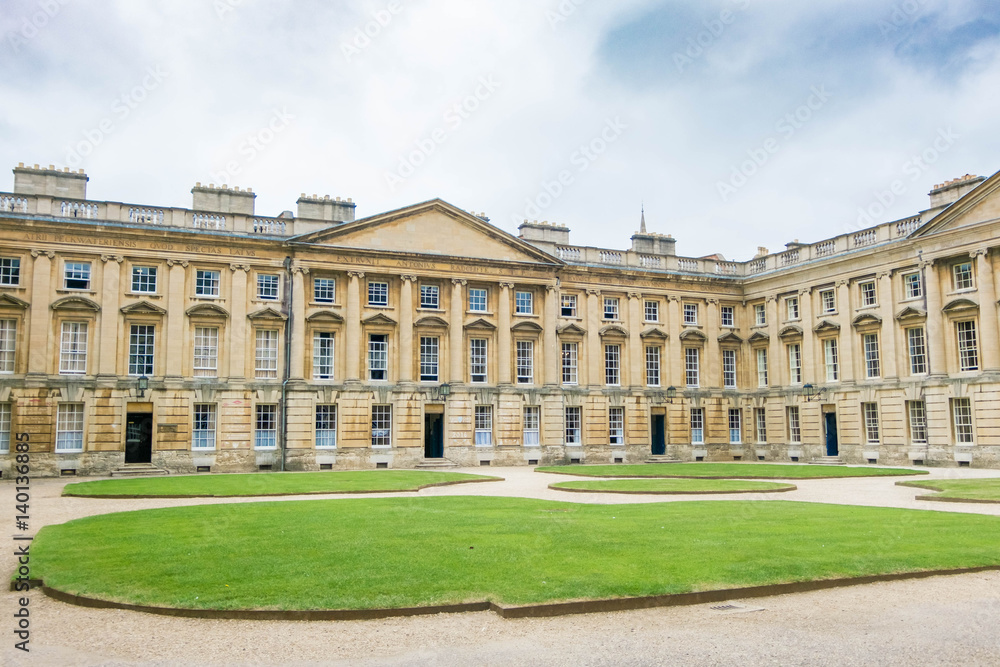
[280,256,293,471]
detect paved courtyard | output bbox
[3,465,1000,666]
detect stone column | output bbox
[165,260,188,379]
[586,289,602,386]
[289,266,308,380]
[973,249,999,371]
[27,250,53,375]
[878,271,897,379]
[766,295,781,384]
[498,282,513,384]
[228,264,249,380]
[628,292,643,388]
[450,279,466,383]
[544,285,559,385]
[666,296,681,388]
[399,275,417,382]
[705,298,720,388]
[922,261,945,377]
[345,271,363,382]
[98,255,123,377]
[799,288,815,384]
[836,280,855,382]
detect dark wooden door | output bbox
[424,413,444,458]
[651,414,666,456]
[825,413,839,456]
[125,413,153,464]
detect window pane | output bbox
[195,270,220,296]
[314,278,336,303]
[371,405,392,447]
[605,344,620,386]
[420,284,439,309]
[957,321,979,371]
[128,325,155,376]
[420,336,439,382]
[645,346,660,387]
[565,407,581,445]
[193,403,217,449]
[474,405,493,446]
[562,342,578,384]
[257,274,279,300]
[0,257,21,286]
[255,329,279,379]
[516,340,534,384]
[313,332,334,379]
[368,334,388,380]
[0,319,16,373]
[470,339,487,383]
[0,403,10,452]
[254,404,278,449]
[55,403,85,452]
[194,327,219,377]
[131,266,157,293]
[316,404,337,448]
[59,322,88,374]
[609,407,624,445]
[368,281,388,306]
[523,406,540,446]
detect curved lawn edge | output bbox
[537,469,917,481]
[548,483,797,495]
[30,565,1000,620]
[895,480,1000,505]
[62,476,503,499]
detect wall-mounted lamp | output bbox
[137,374,149,399]
[666,386,677,404]
[438,383,451,397]
[803,383,822,402]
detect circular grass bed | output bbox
[31,497,1000,612]
[536,462,928,480]
[550,478,796,494]
[62,470,501,498]
[897,478,1000,503]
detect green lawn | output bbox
[897,478,1000,502]
[550,478,796,494]
[32,497,1000,611]
[62,470,500,498]
[536,463,927,479]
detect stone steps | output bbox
[415,458,459,469]
[808,456,846,466]
[645,455,684,464]
[110,464,169,477]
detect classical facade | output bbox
[1,162,999,477]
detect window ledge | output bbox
[366,304,393,309]
[514,313,539,318]
[310,301,339,307]
[467,310,493,316]
[56,289,96,295]
[417,307,443,312]
[125,292,161,299]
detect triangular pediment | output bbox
[895,306,927,322]
[717,331,742,344]
[51,296,100,312]
[599,324,629,337]
[852,313,882,328]
[414,315,449,328]
[120,300,166,316]
[361,313,396,326]
[186,303,230,318]
[557,323,586,336]
[679,328,707,342]
[748,331,769,343]
[911,170,1000,238]
[641,327,669,340]
[292,200,562,265]
[306,310,344,323]
[248,307,288,321]
[942,298,979,313]
[814,320,841,334]
[465,317,496,330]
[0,294,29,310]
[512,321,544,333]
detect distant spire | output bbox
[639,204,647,234]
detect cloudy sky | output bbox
[1,0,998,260]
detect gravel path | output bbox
[3,465,1000,666]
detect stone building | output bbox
[1,162,998,477]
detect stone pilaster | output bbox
[399,275,417,382]
[544,284,559,385]
[289,266,308,380]
[345,271,363,382]
[228,264,249,380]
[498,282,513,385]
[586,289,602,386]
[98,255,123,377]
[26,250,53,376]
[973,249,999,371]
[165,260,188,379]
[628,292,643,388]
[922,261,945,377]
[449,279,466,383]
[836,280,855,382]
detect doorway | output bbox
[651,414,666,456]
[424,413,444,459]
[125,413,153,464]
[824,412,839,456]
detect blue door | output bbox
[825,412,839,456]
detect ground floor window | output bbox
[0,403,11,452]
[787,406,801,444]
[609,407,624,445]
[907,400,927,444]
[55,403,85,452]
[192,403,216,450]
[254,404,278,450]
[953,398,974,444]
[316,404,337,449]
[523,406,540,446]
[755,407,767,444]
[690,408,704,444]
[863,402,880,444]
[565,407,581,445]
[371,405,392,447]
[475,405,493,446]
[728,408,741,444]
